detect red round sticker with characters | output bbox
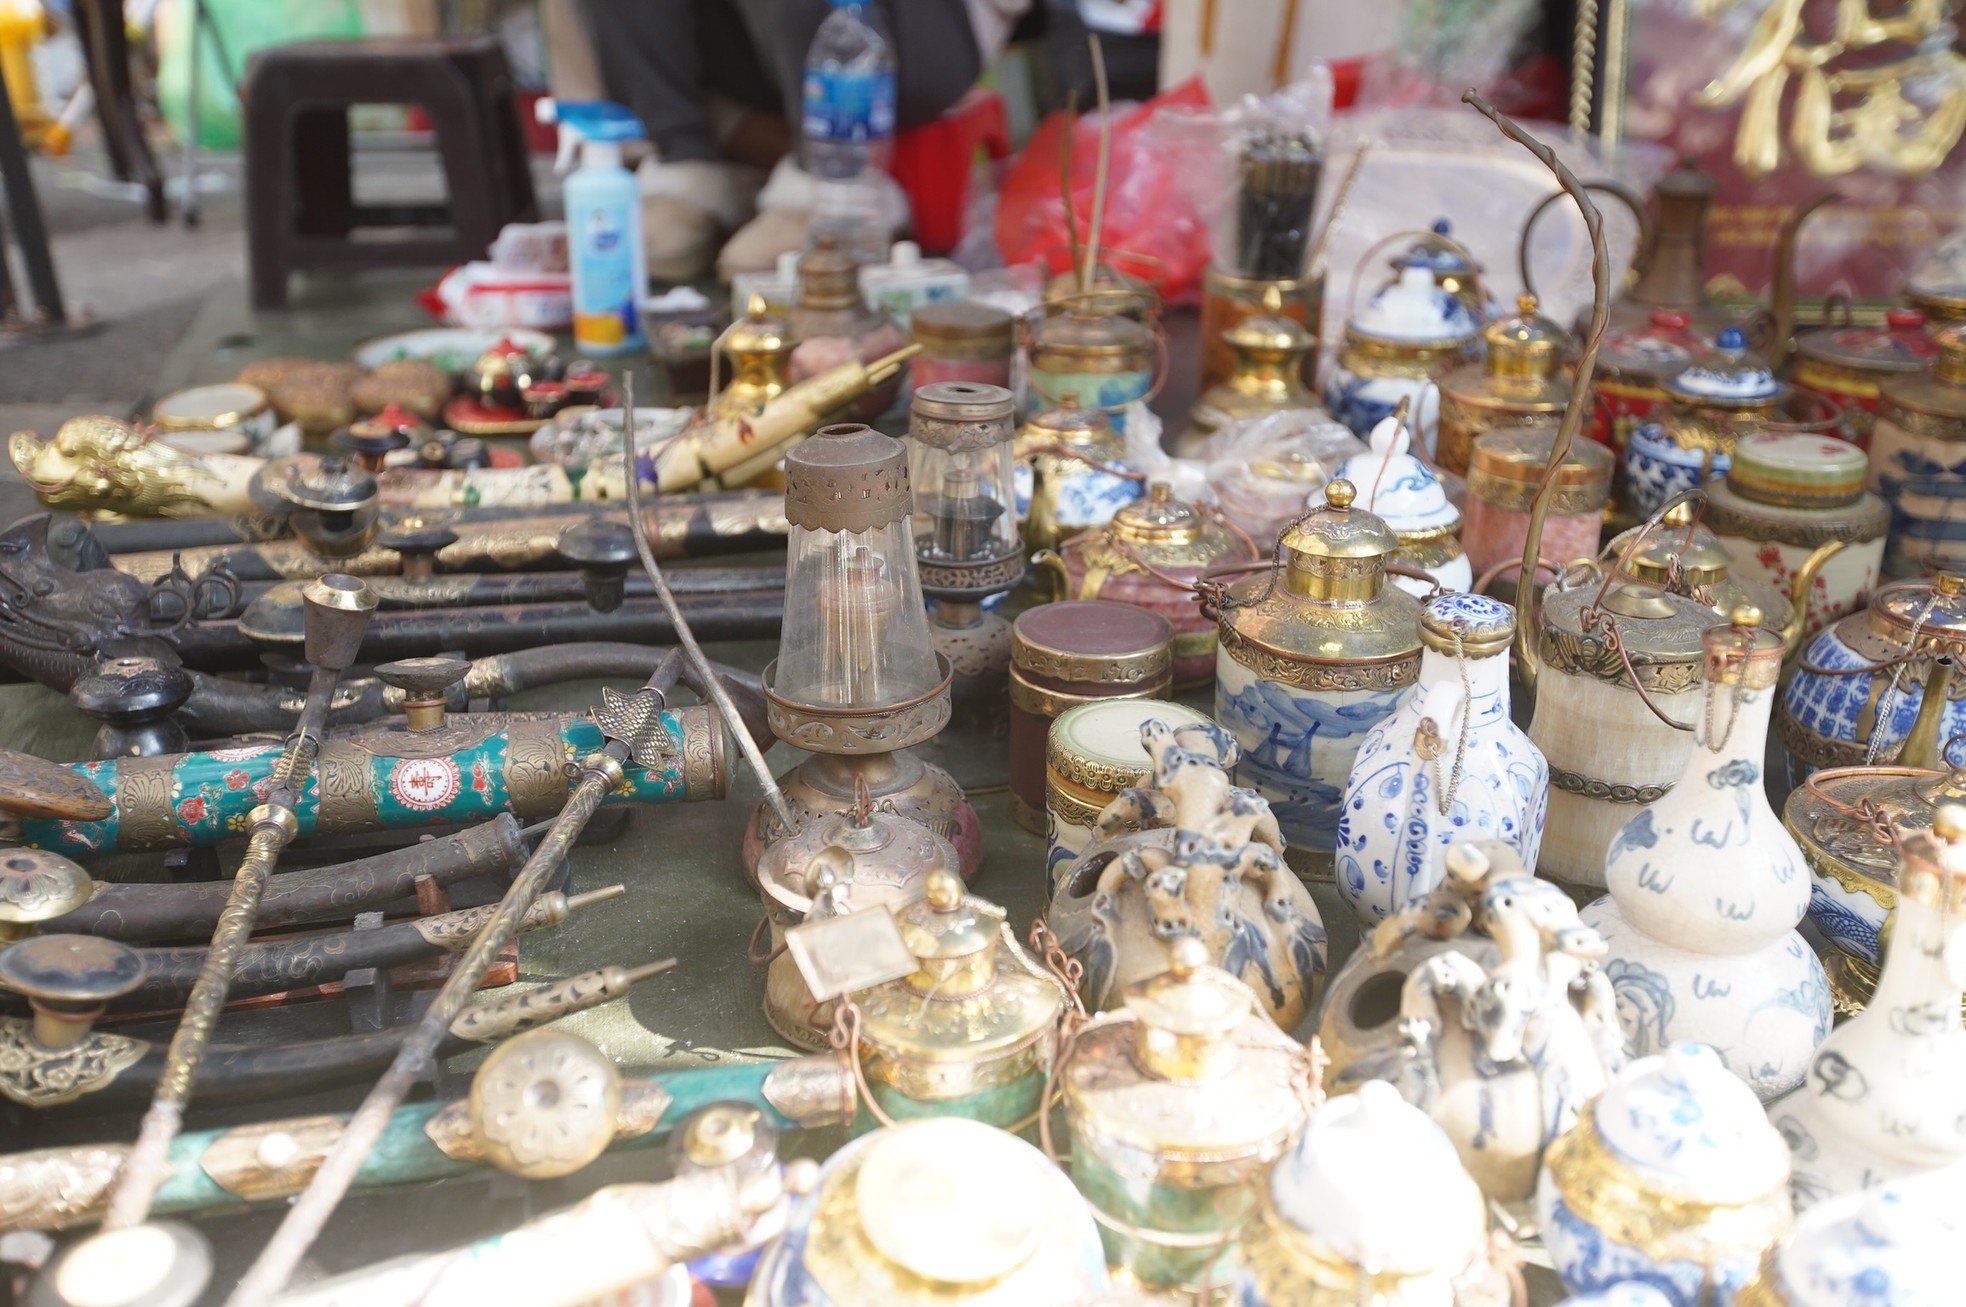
[390,757,461,811]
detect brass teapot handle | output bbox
[1517,179,1651,305]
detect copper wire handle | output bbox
[1516,179,1650,305]
[1474,554,1571,598]
[1801,764,1936,844]
[1586,607,1696,733]
[832,998,898,1130]
[1386,563,1445,597]
[1582,485,1709,623]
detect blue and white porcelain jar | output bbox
[1213,479,1422,879]
[1324,266,1480,456]
[1623,328,1790,520]
[745,1116,1109,1305]
[1335,594,1547,925]
[1538,1044,1795,1307]
[1779,572,1966,779]
[1334,415,1472,596]
[1587,610,1832,1101]
[1237,1080,1510,1306]
[1734,1174,1962,1307]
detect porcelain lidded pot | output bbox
[1524,569,1715,887]
[1324,265,1481,454]
[1236,1080,1512,1306]
[1624,328,1790,518]
[1036,481,1259,688]
[1790,307,1938,446]
[1703,432,1887,644]
[1780,571,1966,777]
[1334,414,1472,596]
[745,1116,1109,1306]
[1336,593,1548,925]
[1384,219,1490,323]
[1012,395,1141,555]
[1866,323,1966,578]
[1210,478,1423,878]
[1059,937,1308,1296]
[1733,1174,1963,1307]
[1766,804,1966,1212]
[851,871,1067,1135]
[1539,1043,1794,1306]
[1589,308,1698,451]
[1585,608,1832,1101]
[1436,292,1571,477]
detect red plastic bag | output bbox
[996,78,1214,299]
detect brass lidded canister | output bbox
[1462,427,1612,582]
[711,295,795,419]
[1061,938,1307,1295]
[851,870,1066,1133]
[1190,287,1318,436]
[1525,569,1716,888]
[1212,478,1423,878]
[1026,310,1157,429]
[1435,292,1571,476]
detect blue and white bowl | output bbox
[1623,418,1728,520]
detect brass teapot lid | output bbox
[1480,293,1564,379]
[1866,571,1966,650]
[1795,307,1937,374]
[1537,580,1713,691]
[1123,937,1252,1065]
[1107,481,1207,547]
[1704,605,1785,689]
[1881,322,1966,420]
[281,455,377,514]
[1223,286,1314,356]
[1282,479,1401,569]
[1030,308,1154,357]
[1614,504,1734,590]
[858,872,1065,1062]
[1018,393,1122,454]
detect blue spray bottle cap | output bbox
[536,98,647,173]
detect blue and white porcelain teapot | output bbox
[1334,415,1472,595]
[1325,257,1481,455]
[1335,592,1547,925]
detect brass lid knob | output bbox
[468,1028,622,1179]
[0,848,94,941]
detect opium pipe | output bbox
[44,814,528,941]
[21,705,728,857]
[0,1057,842,1233]
[17,889,599,1009]
[170,592,783,671]
[230,564,784,609]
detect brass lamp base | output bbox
[747,657,984,881]
[743,749,983,885]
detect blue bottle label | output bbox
[802,68,896,143]
[572,197,640,349]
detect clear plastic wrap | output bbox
[1120,404,1363,544]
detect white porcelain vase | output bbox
[1335,592,1547,925]
[1767,808,1966,1212]
[1585,611,1832,1100]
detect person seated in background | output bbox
[559,0,1032,282]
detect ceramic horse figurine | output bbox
[1046,718,1327,1029]
[1322,840,1626,1216]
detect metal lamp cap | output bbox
[783,423,911,534]
[797,235,866,311]
[281,455,377,513]
[909,380,1016,432]
[0,849,93,939]
[1282,478,1401,563]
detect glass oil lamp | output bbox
[1060,937,1307,1295]
[908,382,1025,727]
[750,423,982,880]
[849,870,1066,1133]
[1188,287,1318,437]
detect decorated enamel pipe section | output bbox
[22,707,726,857]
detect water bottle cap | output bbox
[890,241,920,266]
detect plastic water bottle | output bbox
[802,0,896,261]
[801,0,896,180]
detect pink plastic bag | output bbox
[995,78,1214,299]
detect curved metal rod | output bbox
[1466,91,1611,703]
[1516,179,1649,304]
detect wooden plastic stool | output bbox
[243,37,538,309]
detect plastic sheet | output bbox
[1120,404,1362,545]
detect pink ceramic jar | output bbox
[1462,427,1612,580]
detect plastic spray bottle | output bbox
[538,98,648,356]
